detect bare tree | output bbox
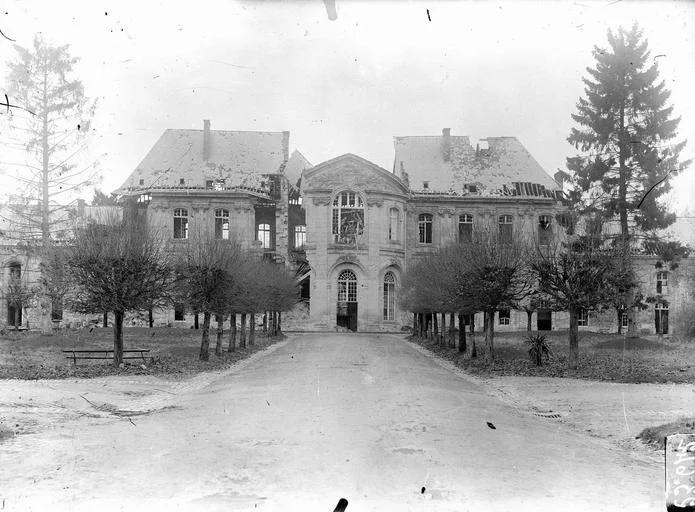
[531,235,630,369]
[65,208,175,365]
[177,233,246,361]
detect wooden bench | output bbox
[63,349,153,365]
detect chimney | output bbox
[442,128,451,162]
[282,131,290,161]
[203,119,211,161]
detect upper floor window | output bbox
[388,208,400,241]
[173,208,188,239]
[499,215,513,244]
[294,225,306,249]
[383,271,396,321]
[418,214,433,244]
[538,215,552,246]
[257,223,272,249]
[459,214,473,242]
[215,209,229,240]
[656,271,668,294]
[8,262,21,279]
[332,191,364,245]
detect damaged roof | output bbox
[283,149,312,188]
[115,127,289,194]
[393,132,560,198]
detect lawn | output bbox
[0,326,283,380]
[411,329,695,383]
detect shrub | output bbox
[525,333,552,366]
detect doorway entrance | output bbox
[655,303,669,335]
[336,269,358,332]
[537,310,552,331]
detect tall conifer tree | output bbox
[567,23,689,334]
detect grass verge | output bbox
[637,418,695,448]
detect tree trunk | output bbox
[418,313,424,337]
[113,310,124,366]
[249,313,256,345]
[527,311,532,331]
[103,312,108,328]
[484,309,495,364]
[439,313,446,347]
[449,312,455,348]
[240,313,247,349]
[617,308,623,335]
[277,311,282,334]
[215,314,224,356]
[263,312,267,333]
[470,313,475,334]
[228,312,236,352]
[458,313,467,353]
[568,305,579,369]
[148,308,154,329]
[194,312,199,330]
[199,311,211,361]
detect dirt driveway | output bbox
[0,334,667,511]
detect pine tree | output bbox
[2,34,99,243]
[1,35,98,333]
[567,23,689,335]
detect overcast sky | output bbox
[1,0,694,213]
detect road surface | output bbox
[0,333,663,511]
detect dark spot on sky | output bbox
[426,9,431,22]
[332,498,348,512]
[421,486,426,494]
[77,124,80,130]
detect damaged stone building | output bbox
[2,121,692,335]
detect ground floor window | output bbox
[337,270,357,302]
[174,303,185,321]
[51,298,63,321]
[655,302,669,335]
[383,272,396,321]
[621,312,628,328]
[578,308,589,326]
[294,225,306,249]
[498,308,510,325]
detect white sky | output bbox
[1,0,694,213]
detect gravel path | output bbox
[0,333,666,511]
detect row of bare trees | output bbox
[44,207,299,365]
[401,228,632,369]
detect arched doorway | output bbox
[336,269,358,331]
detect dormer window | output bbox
[206,180,214,189]
[423,181,429,190]
[179,178,185,186]
[139,178,144,186]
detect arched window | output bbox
[215,209,229,240]
[383,271,396,321]
[173,208,188,239]
[388,208,400,242]
[337,269,357,302]
[458,214,473,242]
[332,191,364,245]
[257,223,271,249]
[418,214,433,244]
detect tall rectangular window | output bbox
[499,215,513,244]
[656,271,668,294]
[383,272,396,321]
[388,208,400,241]
[538,215,552,246]
[174,303,185,321]
[257,223,272,249]
[459,214,473,242]
[215,209,229,240]
[173,208,188,239]
[418,214,433,244]
[294,225,306,249]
